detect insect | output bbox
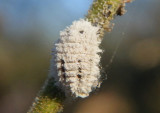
[51,19,102,98]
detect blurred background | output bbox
[0,0,160,113]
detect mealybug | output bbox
[51,19,102,98]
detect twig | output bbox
[28,0,131,113]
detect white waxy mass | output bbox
[51,19,102,98]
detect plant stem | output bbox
[28,0,128,113]
[28,77,65,113]
[86,0,125,38]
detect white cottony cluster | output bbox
[51,19,102,98]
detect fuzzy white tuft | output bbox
[51,19,102,98]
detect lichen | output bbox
[28,77,65,113]
[86,0,126,38]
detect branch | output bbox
[28,0,131,113]
[86,0,128,38]
[28,77,65,113]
